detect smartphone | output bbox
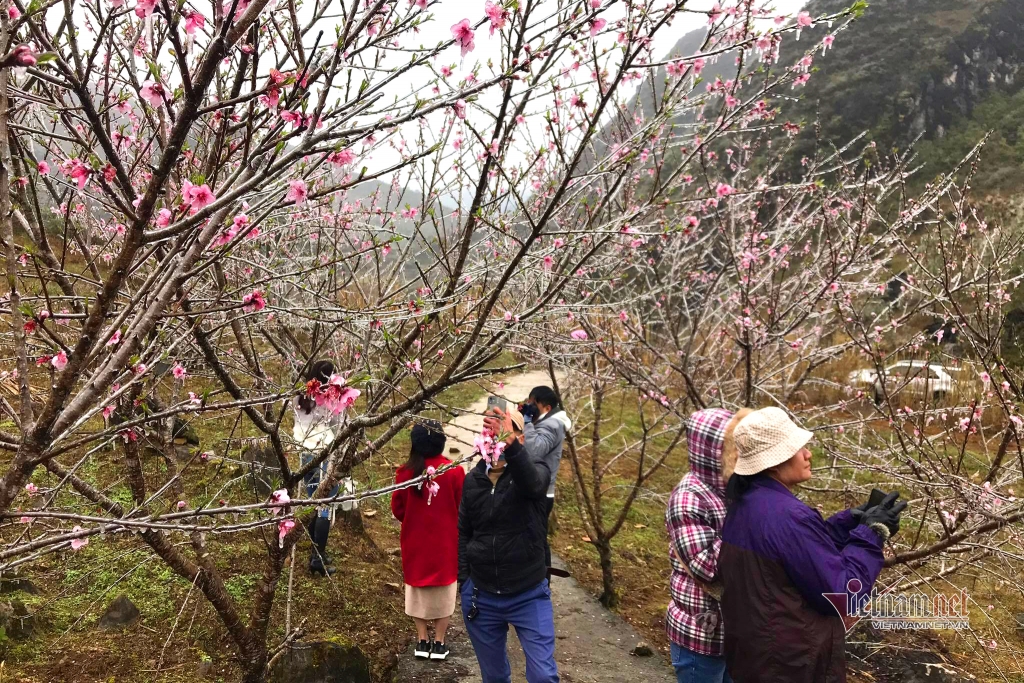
[486,395,507,412]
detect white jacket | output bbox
[292,398,344,451]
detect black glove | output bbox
[852,491,908,539]
[853,488,887,515]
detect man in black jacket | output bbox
[458,407,560,683]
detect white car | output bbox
[847,361,956,402]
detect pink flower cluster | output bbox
[286,179,308,204]
[424,465,441,505]
[473,428,506,467]
[242,289,266,312]
[140,80,166,108]
[303,374,361,415]
[451,19,475,57]
[181,180,216,213]
[483,2,507,35]
[269,488,290,515]
[62,158,90,190]
[278,518,295,546]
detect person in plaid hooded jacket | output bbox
[665,407,749,682]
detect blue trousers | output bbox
[671,643,732,683]
[300,451,338,518]
[461,578,559,683]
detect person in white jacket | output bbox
[521,386,572,569]
[294,359,346,576]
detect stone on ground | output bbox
[0,598,35,639]
[98,595,140,630]
[0,576,37,595]
[268,641,371,683]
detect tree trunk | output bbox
[240,652,269,683]
[595,539,617,608]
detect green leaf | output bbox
[34,52,56,64]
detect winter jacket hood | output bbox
[685,408,734,493]
[547,409,572,431]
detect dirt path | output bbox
[395,371,676,683]
[441,370,556,463]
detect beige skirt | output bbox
[405,582,457,620]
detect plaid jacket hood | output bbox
[665,407,734,656]
[686,408,732,494]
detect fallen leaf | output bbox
[363,509,377,518]
[581,535,591,542]
[634,523,647,529]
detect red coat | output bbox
[391,455,465,587]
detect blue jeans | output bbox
[300,451,338,518]
[461,578,559,683]
[671,643,731,683]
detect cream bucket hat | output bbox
[732,407,813,476]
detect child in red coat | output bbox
[391,420,465,661]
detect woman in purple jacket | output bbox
[718,407,906,683]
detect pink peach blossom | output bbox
[484,1,507,35]
[451,19,476,57]
[184,11,205,35]
[140,80,165,107]
[71,526,88,550]
[286,179,308,204]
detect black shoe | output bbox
[429,641,449,661]
[414,640,431,659]
[309,558,336,577]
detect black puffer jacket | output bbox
[458,439,551,595]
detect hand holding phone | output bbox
[483,405,515,444]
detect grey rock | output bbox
[197,658,214,678]
[268,641,370,683]
[901,661,963,683]
[0,598,34,640]
[98,595,140,630]
[0,577,37,595]
[242,446,284,497]
[172,416,200,446]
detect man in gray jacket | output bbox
[521,386,572,567]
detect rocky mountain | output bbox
[777,0,1024,192]
[641,0,1024,194]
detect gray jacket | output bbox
[523,409,572,498]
